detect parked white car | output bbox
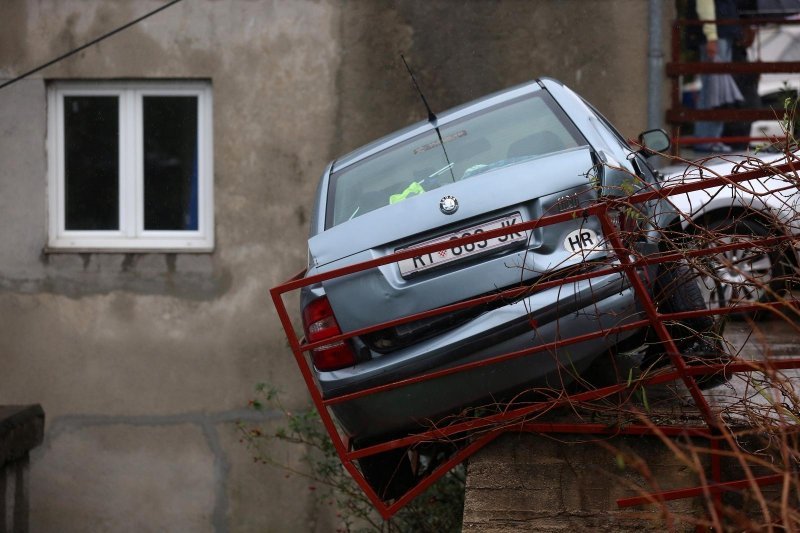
[660,152,800,311]
[748,17,800,145]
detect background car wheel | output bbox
[695,217,789,318]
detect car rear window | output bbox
[326,91,587,228]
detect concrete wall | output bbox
[462,430,783,532]
[463,432,706,532]
[0,0,672,530]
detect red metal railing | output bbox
[667,17,800,152]
[270,159,800,520]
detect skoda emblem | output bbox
[439,195,459,215]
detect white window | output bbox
[47,81,213,251]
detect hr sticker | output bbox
[564,228,600,253]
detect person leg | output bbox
[696,38,739,152]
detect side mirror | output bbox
[637,129,670,156]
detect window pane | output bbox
[143,96,199,231]
[64,96,119,230]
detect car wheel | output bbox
[694,217,788,318]
[354,444,416,501]
[654,261,715,338]
[641,261,731,389]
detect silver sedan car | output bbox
[299,78,712,496]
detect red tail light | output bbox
[302,296,356,371]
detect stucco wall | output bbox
[0,0,672,530]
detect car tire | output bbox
[694,216,789,319]
[641,261,731,389]
[653,260,715,340]
[355,444,416,501]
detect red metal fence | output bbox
[667,17,800,152]
[270,157,800,521]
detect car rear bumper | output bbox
[321,270,643,439]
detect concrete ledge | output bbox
[462,419,786,533]
[464,431,707,532]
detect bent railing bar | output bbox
[300,232,794,354]
[323,319,651,407]
[381,420,721,518]
[345,348,756,462]
[269,160,800,515]
[386,420,721,517]
[385,430,502,516]
[517,422,713,438]
[338,352,800,512]
[273,221,789,443]
[617,473,785,508]
[272,159,799,300]
[290,209,797,354]
[669,17,800,150]
[273,206,604,294]
[348,278,800,459]
[711,438,724,515]
[300,261,631,353]
[599,207,719,427]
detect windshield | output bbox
[326,91,587,228]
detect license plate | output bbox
[397,213,528,278]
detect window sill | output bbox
[44,241,214,254]
[43,247,214,254]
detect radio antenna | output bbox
[400,54,456,183]
[401,54,436,123]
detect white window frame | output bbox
[47,80,214,252]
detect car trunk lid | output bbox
[308,147,601,332]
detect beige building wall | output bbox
[0,1,673,530]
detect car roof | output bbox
[331,79,551,173]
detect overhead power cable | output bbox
[0,0,183,91]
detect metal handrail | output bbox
[667,17,800,151]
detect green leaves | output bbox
[239,383,465,532]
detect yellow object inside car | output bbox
[389,181,426,204]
